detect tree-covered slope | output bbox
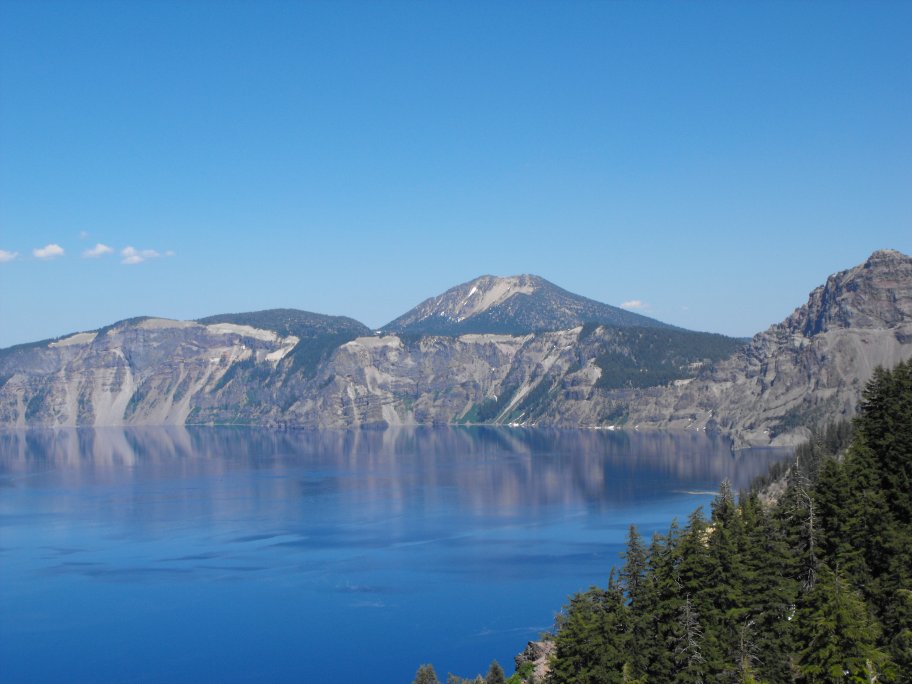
[543,360,912,683]
[197,308,371,378]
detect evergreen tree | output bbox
[738,492,798,683]
[485,660,506,684]
[674,594,706,684]
[550,584,629,684]
[414,664,442,684]
[637,521,684,681]
[423,362,912,684]
[795,564,891,682]
[620,525,649,679]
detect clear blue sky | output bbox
[1,1,910,348]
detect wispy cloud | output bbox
[0,249,18,263]
[79,231,89,240]
[620,299,646,310]
[33,244,65,259]
[121,246,171,265]
[82,243,114,258]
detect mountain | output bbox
[195,309,371,377]
[196,308,369,339]
[618,249,912,444]
[1,251,910,446]
[0,310,368,427]
[382,274,671,335]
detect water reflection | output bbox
[0,426,787,518]
[0,427,791,683]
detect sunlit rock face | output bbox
[622,250,912,446]
[1,251,911,446]
[0,318,300,427]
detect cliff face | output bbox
[0,319,299,428]
[622,250,912,445]
[1,251,910,446]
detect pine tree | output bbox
[674,594,706,684]
[637,521,684,681]
[795,564,891,682]
[414,664,442,684]
[620,525,649,679]
[549,584,630,684]
[485,660,505,684]
[738,492,798,683]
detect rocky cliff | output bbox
[1,251,910,445]
[621,250,912,445]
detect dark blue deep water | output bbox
[0,427,787,682]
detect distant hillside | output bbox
[1,252,909,447]
[382,274,671,336]
[196,308,369,339]
[196,309,371,378]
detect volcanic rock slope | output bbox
[382,273,671,335]
[1,251,910,446]
[622,249,912,445]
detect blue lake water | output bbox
[0,427,788,682]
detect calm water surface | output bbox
[0,427,788,682]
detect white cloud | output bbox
[79,231,89,240]
[121,246,165,264]
[620,299,646,310]
[82,243,114,258]
[33,244,65,259]
[164,250,176,257]
[0,249,18,263]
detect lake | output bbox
[0,427,788,682]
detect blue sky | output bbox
[1,1,910,348]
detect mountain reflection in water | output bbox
[0,427,788,683]
[1,425,778,498]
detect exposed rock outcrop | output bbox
[622,250,912,445]
[1,251,910,446]
[514,640,554,683]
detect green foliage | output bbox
[413,663,441,684]
[197,308,370,380]
[796,564,890,682]
[24,386,50,421]
[471,386,517,423]
[485,660,506,684]
[593,327,743,390]
[549,362,911,683]
[513,378,555,421]
[550,585,629,684]
[418,362,912,683]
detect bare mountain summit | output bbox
[383,274,671,335]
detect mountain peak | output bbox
[383,274,671,335]
[864,248,907,267]
[435,274,545,322]
[784,249,912,337]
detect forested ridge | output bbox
[415,360,912,683]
